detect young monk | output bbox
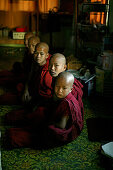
[19,35,40,82]
[48,53,67,78]
[0,35,40,105]
[21,42,52,104]
[46,71,84,146]
[5,42,52,125]
[4,72,83,149]
[24,32,34,48]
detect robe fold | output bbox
[48,92,83,143]
[6,92,83,148]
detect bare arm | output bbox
[55,115,69,129]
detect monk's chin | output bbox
[50,72,57,77]
[56,94,63,99]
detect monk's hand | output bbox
[22,89,32,103]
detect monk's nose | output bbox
[58,88,63,93]
[37,53,41,57]
[51,65,55,70]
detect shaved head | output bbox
[54,71,74,99]
[28,36,40,54]
[24,32,35,48]
[57,71,74,87]
[51,53,66,65]
[34,42,49,66]
[24,32,34,40]
[28,36,40,45]
[49,53,67,77]
[35,42,49,53]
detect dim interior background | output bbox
[0,0,113,169]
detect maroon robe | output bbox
[71,78,84,120]
[5,92,83,148]
[51,77,84,120]
[47,92,83,143]
[28,54,52,100]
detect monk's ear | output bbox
[64,64,67,71]
[69,86,73,93]
[46,53,49,59]
[71,87,73,91]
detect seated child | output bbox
[0,35,40,105]
[22,42,52,104]
[20,35,40,81]
[5,42,52,125]
[46,71,84,145]
[24,32,34,48]
[4,72,83,149]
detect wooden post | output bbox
[36,0,39,35]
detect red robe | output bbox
[6,92,83,148]
[47,92,83,144]
[71,78,84,120]
[28,54,52,100]
[51,77,84,120]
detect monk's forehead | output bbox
[51,56,65,64]
[36,45,48,52]
[36,45,47,49]
[29,39,39,45]
[29,39,35,44]
[56,76,73,86]
[56,76,71,85]
[25,34,33,39]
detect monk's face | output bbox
[55,77,72,99]
[28,40,39,54]
[34,46,48,66]
[49,57,66,77]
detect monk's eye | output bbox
[32,45,35,48]
[34,52,39,55]
[63,88,67,90]
[55,64,59,67]
[40,52,44,55]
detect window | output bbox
[90,0,109,25]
